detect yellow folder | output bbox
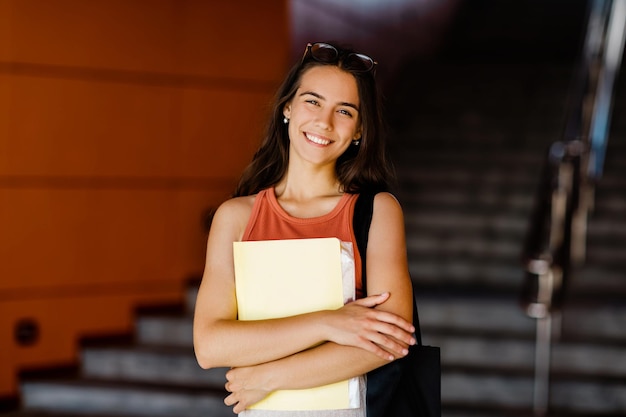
[233,237,353,410]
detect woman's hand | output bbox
[224,365,272,414]
[324,292,416,361]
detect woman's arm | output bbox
[223,193,415,412]
[193,195,414,370]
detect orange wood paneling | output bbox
[2,0,288,81]
[177,88,272,178]
[0,0,11,58]
[0,75,272,177]
[0,187,232,290]
[0,0,289,398]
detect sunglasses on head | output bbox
[301,42,377,74]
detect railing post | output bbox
[533,313,551,417]
[524,259,562,417]
[521,1,624,416]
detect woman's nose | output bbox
[315,109,333,130]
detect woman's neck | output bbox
[272,163,345,218]
[274,168,342,201]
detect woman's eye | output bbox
[338,109,353,117]
[306,99,319,106]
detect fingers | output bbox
[359,337,403,361]
[224,368,270,414]
[224,388,249,414]
[331,309,415,359]
[334,293,416,359]
[372,319,416,345]
[369,309,416,335]
[225,390,268,414]
[368,315,416,359]
[358,323,415,360]
[351,292,390,308]
[224,391,236,406]
[345,302,416,339]
[349,294,415,334]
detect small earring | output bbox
[283,117,289,124]
[352,139,360,146]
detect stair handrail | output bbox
[519,1,625,416]
[586,0,626,179]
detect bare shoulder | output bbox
[372,192,404,219]
[369,192,406,244]
[211,195,257,240]
[215,195,256,217]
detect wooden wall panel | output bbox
[0,0,289,398]
[5,0,178,73]
[0,75,271,177]
[177,88,271,178]
[0,1,10,58]
[0,188,221,289]
[2,0,287,81]
[1,75,177,176]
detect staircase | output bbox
[388,57,626,416]
[10,288,233,417]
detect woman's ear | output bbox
[354,126,362,140]
[283,103,292,119]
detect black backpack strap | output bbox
[353,191,376,291]
[356,193,432,417]
[353,191,422,343]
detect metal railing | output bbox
[519,0,626,415]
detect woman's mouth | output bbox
[305,132,332,146]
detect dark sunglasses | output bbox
[301,42,377,74]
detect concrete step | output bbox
[81,346,227,388]
[432,334,626,378]
[397,167,539,189]
[399,201,625,243]
[20,380,231,417]
[411,256,626,297]
[397,165,626,195]
[407,233,522,260]
[136,315,193,348]
[393,149,544,168]
[404,209,527,237]
[442,372,626,415]
[400,189,534,217]
[19,358,626,417]
[136,315,192,348]
[405,229,626,270]
[410,258,523,290]
[392,131,559,150]
[417,294,626,342]
[589,193,626,216]
[570,265,626,296]
[586,217,626,242]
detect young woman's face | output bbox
[283,65,362,169]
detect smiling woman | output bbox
[192,41,415,416]
[283,66,362,169]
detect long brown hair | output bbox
[234,42,394,197]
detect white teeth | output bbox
[305,133,331,145]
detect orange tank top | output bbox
[242,188,364,298]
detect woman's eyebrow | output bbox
[300,91,360,112]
